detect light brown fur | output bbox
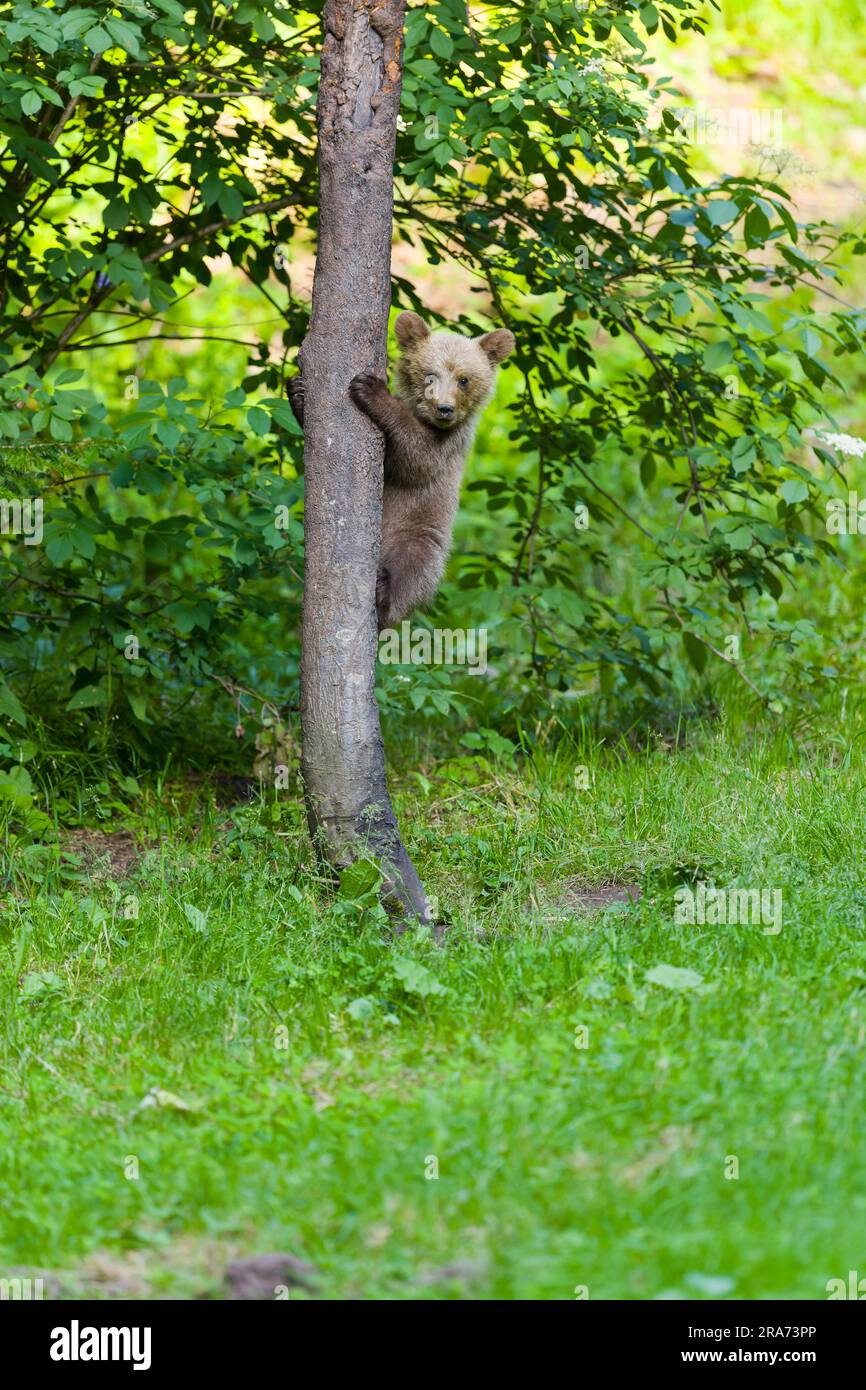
[288,312,514,630]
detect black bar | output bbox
[7,1297,862,1374]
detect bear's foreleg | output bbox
[349,373,438,487]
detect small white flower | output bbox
[813,429,866,458]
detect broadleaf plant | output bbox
[0,0,864,777]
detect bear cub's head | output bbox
[393,311,515,432]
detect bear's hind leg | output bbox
[377,542,444,631]
[376,564,392,633]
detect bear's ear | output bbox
[394,312,430,350]
[477,328,516,365]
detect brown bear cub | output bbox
[287,311,515,631]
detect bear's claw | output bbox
[286,375,305,426]
[349,372,388,412]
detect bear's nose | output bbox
[436,403,455,419]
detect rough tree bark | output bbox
[298,0,431,926]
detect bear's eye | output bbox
[424,372,437,386]
[457,375,470,388]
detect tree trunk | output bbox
[298,0,430,927]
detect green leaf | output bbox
[744,206,771,244]
[706,200,739,226]
[155,419,181,451]
[247,405,270,436]
[0,682,27,727]
[49,413,73,441]
[104,17,142,54]
[646,963,704,992]
[780,479,809,505]
[725,526,753,550]
[19,971,66,1002]
[346,996,377,1023]
[703,340,733,371]
[126,689,151,724]
[682,631,708,674]
[268,400,302,435]
[429,27,454,59]
[392,957,448,998]
[0,765,33,801]
[84,25,112,53]
[182,902,208,933]
[66,683,108,711]
[217,184,245,219]
[338,857,382,901]
[45,533,74,565]
[102,198,128,230]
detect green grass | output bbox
[3,706,866,1299]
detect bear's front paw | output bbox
[349,373,388,414]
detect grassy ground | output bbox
[3,701,866,1300]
